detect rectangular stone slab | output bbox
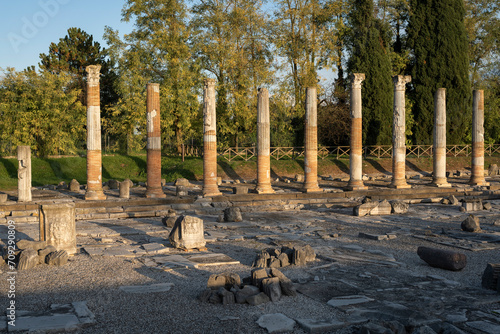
[8,314,80,332]
[296,318,345,333]
[327,295,375,308]
[119,283,174,293]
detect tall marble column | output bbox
[85,65,106,200]
[145,83,166,198]
[202,78,221,197]
[390,75,412,189]
[303,87,322,193]
[432,88,450,187]
[347,73,367,190]
[17,146,32,202]
[470,90,489,186]
[256,88,274,194]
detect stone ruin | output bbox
[253,245,316,268]
[168,215,206,250]
[3,240,69,270]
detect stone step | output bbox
[5,215,40,223]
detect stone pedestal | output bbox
[432,88,450,187]
[303,87,321,193]
[17,146,32,202]
[390,75,412,189]
[85,65,106,200]
[145,83,166,198]
[40,203,76,255]
[202,79,221,197]
[168,215,206,249]
[256,88,274,194]
[119,181,130,199]
[347,73,367,190]
[470,90,489,186]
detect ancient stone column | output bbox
[390,75,412,189]
[470,90,489,186]
[17,146,32,202]
[202,79,221,197]
[256,88,274,194]
[85,65,106,200]
[40,203,76,255]
[145,83,166,198]
[347,73,367,190]
[432,88,450,187]
[303,87,322,193]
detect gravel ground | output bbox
[1,200,500,333]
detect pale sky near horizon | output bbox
[0,0,132,71]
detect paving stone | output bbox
[142,243,170,255]
[8,314,80,332]
[359,232,389,241]
[466,320,500,334]
[327,295,375,308]
[72,301,95,324]
[119,283,174,293]
[296,318,345,333]
[257,313,296,333]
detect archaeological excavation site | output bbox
[1,67,500,334]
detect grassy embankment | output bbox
[1,154,500,191]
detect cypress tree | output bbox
[407,0,471,144]
[347,0,393,145]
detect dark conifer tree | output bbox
[347,0,393,145]
[407,0,471,144]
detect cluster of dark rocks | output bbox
[199,268,296,306]
[253,245,316,268]
[2,240,68,270]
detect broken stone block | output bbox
[462,199,483,212]
[168,215,206,249]
[119,181,130,199]
[17,240,47,251]
[174,178,191,187]
[269,257,281,268]
[176,186,188,197]
[246,292,270,306]
[359,232,389,241]
[108,179,119,189]
[17,249,39,270]
[278,253,290,267]
[270,268,296,296]
[295,174,304,182]
[449,195,460,205]
[354,200,392,216]
[252,268,269,288]
[253,250,270,268]
[234,285,260,304]
[207,273,241,290]
[223,207,242,222]
[296,318,345,333]
[489,164,498,176]
[161,209,177,228]
[40,203,77,255]
[232,186,248,195]
[0,193,7,202]
[461,215,481,232]
[417,246,467,271]
[69,179,80,192]
[262,277,282,302]
[481,263,500,290]
[46,250,69,266]
[218,288,235,305]
[257,313,296,333]
[38,245,57,262]
[291,245,316,265]
[441,198,450,205]
[391,201,409,214]
[483,202,492,210]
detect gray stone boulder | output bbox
[174,178,192,187]
[207,273,241,290]
[17,249,39,270]
[461,215,481,232]
[262,277,282,302]
[108,180,120,189]
[354,200,392,216]
[270,268,296,296]
[391,201,409,214]
[246,292,270,306]
[38,245,57,263]
[489,164,498,176]
[234,285,260,304]
[223,207,242,222]
[46,250,69,266]
[69,179,80,192]
[17,240,46,251]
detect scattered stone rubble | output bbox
[253,245,316,268]
[354,199,409,216]
[462,214,481,232]
[2,240,69,270]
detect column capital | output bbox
[393,75,411,91]
[351,73,365,89]
[258,87,269,96]
[204,78,216,89]
[85,65,101,87]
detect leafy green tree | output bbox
[0,68,86,156]
[407,0,471,144]
[347,0,393,145]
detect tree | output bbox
[407,0,471,144]
[0,68,86,156]
[347,0,393,145]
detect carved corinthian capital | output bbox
[393,75,412,91]
[351,73,365,89]
[86,65,101,87]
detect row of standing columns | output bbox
[22,68,485,202]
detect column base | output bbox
[303,187,323,193]
[345,185,368,191]
[469,178,490,186]
[256,186,275,194]
[145,190,166,198]
[389,182,411,189]
[203,192,222,197]
[85,191,107,201]
[431,180,451,188]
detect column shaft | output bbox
[390,75,411,189]
[17,146,32,202]
[347,73,367,190]
[203,79,221,196]
[85,65,106,200]
[470,90,488,186]
[256,88,274,194]
[146,83,166,198]
[303,87,321,193]
[432,88,450,187]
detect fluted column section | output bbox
[303,87,321,193]
[390,75,412,189]
[256,88,274,194]
[470,90,489,186]
[146,83,166,198]
[432,88,450,187]
[347,73,367,190]
[85,65,106,200]
[202,79,221,197]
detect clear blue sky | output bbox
[0,0,132,71]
